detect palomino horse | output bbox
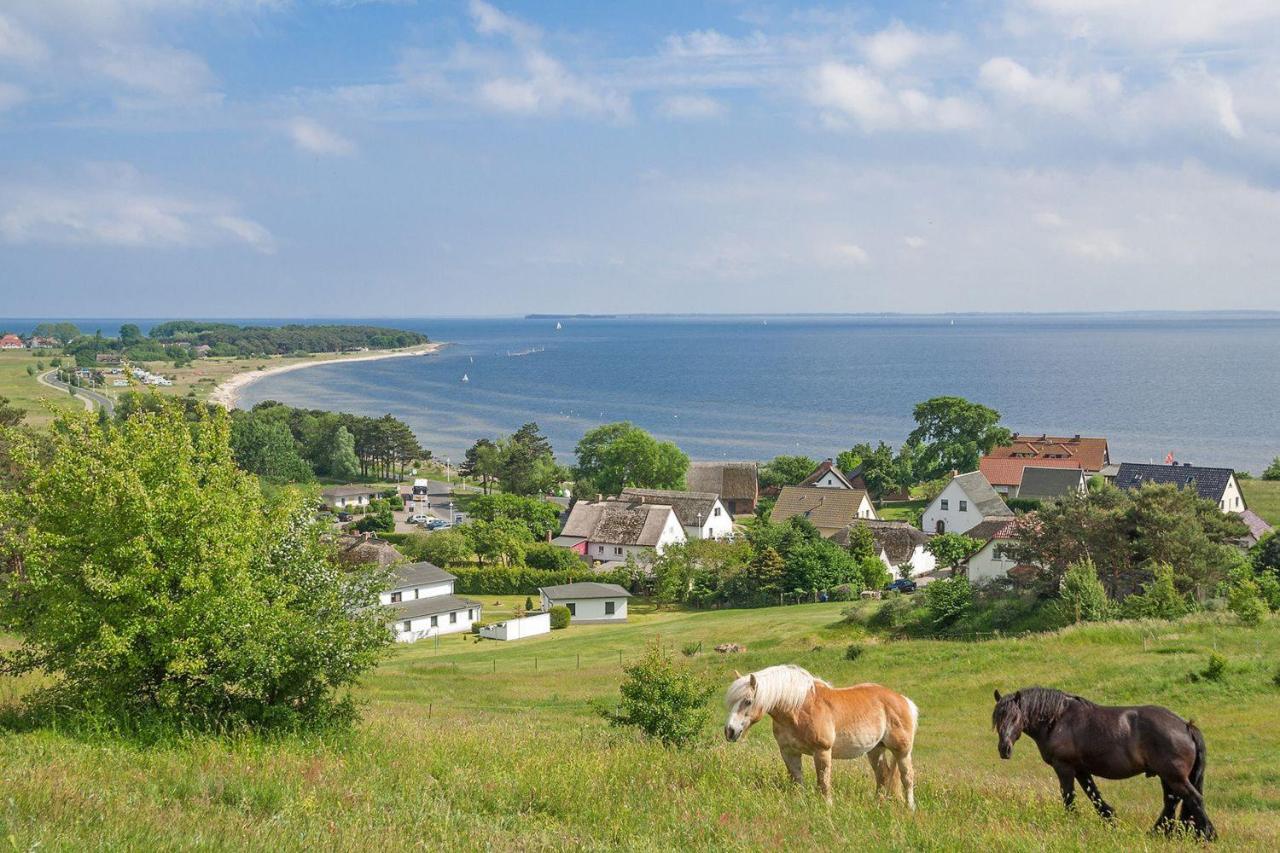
[992,688,1215,840]
[723,665,918,806]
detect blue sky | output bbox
[2,0,1280,316]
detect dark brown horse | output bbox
[992,688,1215,840]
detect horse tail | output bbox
[904,695,919,744]
[1187,720,1207,796]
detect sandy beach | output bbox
[209,342,444,409]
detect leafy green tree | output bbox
[599,641,713,746]
[230,414,313,483]
[758,455,818,490]
[1226,564,1268,626]
[0,395,24,428]
[926,532,984,568]
[836,442,896,499]
[495,434,563,497]
[33,322,82,343]
[118,323,144,346]
[524,542,583,571]
[1254,532,1280,579]
[844,523,877,562]
[1121,564,1190,620]
[468,493,562,539]
[0,405,390,729]
[1055,559,1114,623]
[906,396,1011,480]
[747,545,786,602]
[403,529,473,567]
[573,422,688,496]
[1264,457,1280,481]
[353,499,394,533]
[328,425,361,481]
[923,576,973,628]
[461,517,533,567]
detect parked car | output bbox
[336,512,353,522]
[884,578,918,594]
[407,514,430,524]
[423,518,450,530]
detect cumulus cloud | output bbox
[287,117,356,155]
[860,22,957,70]
[830,242,870,265]
[1021,0,1280,46]
[88,42,218,101]
[663,29,769,58]
[904,235,927,249]
[657,94,726,120]
[0,166,274,253]
[978,57,1121,116]
[811,62,982,132]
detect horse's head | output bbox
[992,689,1025,759]
[724,670,766,743]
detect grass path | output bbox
[1,605,1277,850]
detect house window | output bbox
[567,603,576,616]
[430,615,438,627]
[597,545,604,554]
[605,601,616,615]
[940,499,949,511]
[959,500,968,512]
[389,591,402,603]
[449,611,457,624]
[468,609,474,620]
[401,621,411,632]
[714,507,721,517]
[614,547,623,556]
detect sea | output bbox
[6,314,1280,473]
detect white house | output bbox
[540,582,631,624]
[833,520,936,578]
[618,488,734,540]
[1113,462,1247,515]
[321,485,381,509]
[382,560,482,642]
[380,561,457,604]
[479,611,552,641]
[964,517,1038,586]
[799,458,866,490]
[554,500,686,564]
[769,485,878,537]
[921,472,1012,535]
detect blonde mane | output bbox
[725,664,829,714]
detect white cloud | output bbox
[1062,229,1133,261]
[87,42,218,101]
[0,166,274,253]
[1022,0,1280,46]
[287,117,356,156]
[1169,63,1245,139]
[903,235,926,249]
[0,13,47,63]
[657,94,725,120]
[831,242,870,265]
[663,29,769,58]
[470,0,539,42]
[979,57,1121,116]
[811,62,982,132]
[860,22,957,70]
[0,82,27,111]
[1034,210,1066,227]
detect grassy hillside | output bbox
[1,604,1277,850]
[0,349,82,426]
[1242,479,1280,526]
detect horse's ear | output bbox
[993,689,1001,702]
[733,669,742,679]
[748,673,757,689]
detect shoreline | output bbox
[209,342,445,410]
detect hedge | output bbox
[451,565,631,595]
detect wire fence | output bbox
[407,639,706,675]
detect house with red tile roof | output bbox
[978,456,1085,496]
[984,433,1110,473]
[0,334,25,349]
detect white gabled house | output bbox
[540,582,631,624]
[618,488,734,540]
[833,520,936,578]
[382,561,482,642]
[1113,462,1247,515]
[322,485,381,510]
[554,499,686,564]
[963,517,1039,586]
[921,471,1012,535]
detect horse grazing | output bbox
[724,665,918,807]
[992,687,1215,840]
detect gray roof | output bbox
[685,462,758,503]
[321,485,380,498]
[832,520,931,564]
[1114,463,1238,503]
[540,582,631,600]
[950,472,1013,517]
[1017,467,1086,500]
[388,561,455,590]
[388,594,481,620]
[560,500,677,547]
[619,488,722,528]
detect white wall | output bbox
[881,544,936,577]
[686,500,734,540]
[922,480,988,535]
[587,510,687,562]
[480,612,551,641]
[541,595,628,623]
[966,539,1017,585]
[380,580,454,605]
[856,494,878,520]
[329,493,372,509]
[392,603,480,643]
[813,471,847,488]
[1221,476,1245,514]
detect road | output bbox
[38,370,116,416]
[393,477,480,533]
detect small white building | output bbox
[380,561,457,604]
[479,611,552,641]
[921,472,1012,535]
[964,517,1038,586]
[555,499,686,564]
[382,560,482,642]
[322,485,381,510]
[833,520,936,578]
[540,582,631,624]
[618,488,734,540]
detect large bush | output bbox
[451,565,629,596]
[923,576,973,628]
[525,542,584,571]
[548,605,571,630]
[1122,563,1191,620]
[599,642,712,746]
[0,406,391,731]
[1054,558,1115,623]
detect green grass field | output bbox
[1242,479,1280,526]
[1,603,1277,850]
[0,349,82,426]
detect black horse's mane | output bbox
[1002,687,1094,728]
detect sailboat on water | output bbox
[555,321,563,331]
[461,373,469,383]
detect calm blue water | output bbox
[5,315,1279,472]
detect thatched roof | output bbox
[685,462,758,503]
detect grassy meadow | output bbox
[1241,479,1280,526]
[0,349,83,426]
[1,602,1277,850]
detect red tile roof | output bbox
[985,434,1110,471]
[978,456,1083,488]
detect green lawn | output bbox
[1242,479,1280,526]
[1,604,1277,850]
[878,499,926,523]
[0,349,82,426]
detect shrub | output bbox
[1228,574,1268,626]
[1056,558,1115,623]
[525,542,583,571]
[403,529,473,567]
[599,642,713,746]
[470,621,489,635]
[827,584,855,602]
[681,642,700,657]
[525,596,535,612]
[1122,563,1190,620]
[924,576,973,629]
[549,605,571,630]
[1190,653,1227,683]
[1258,572,1280,612]
[844,643,864,661]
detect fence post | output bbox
[577,653,580,669]
[492,658,496,673]
[618,649,622,666]
[428,703,433,720]
[535,657,538,672]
